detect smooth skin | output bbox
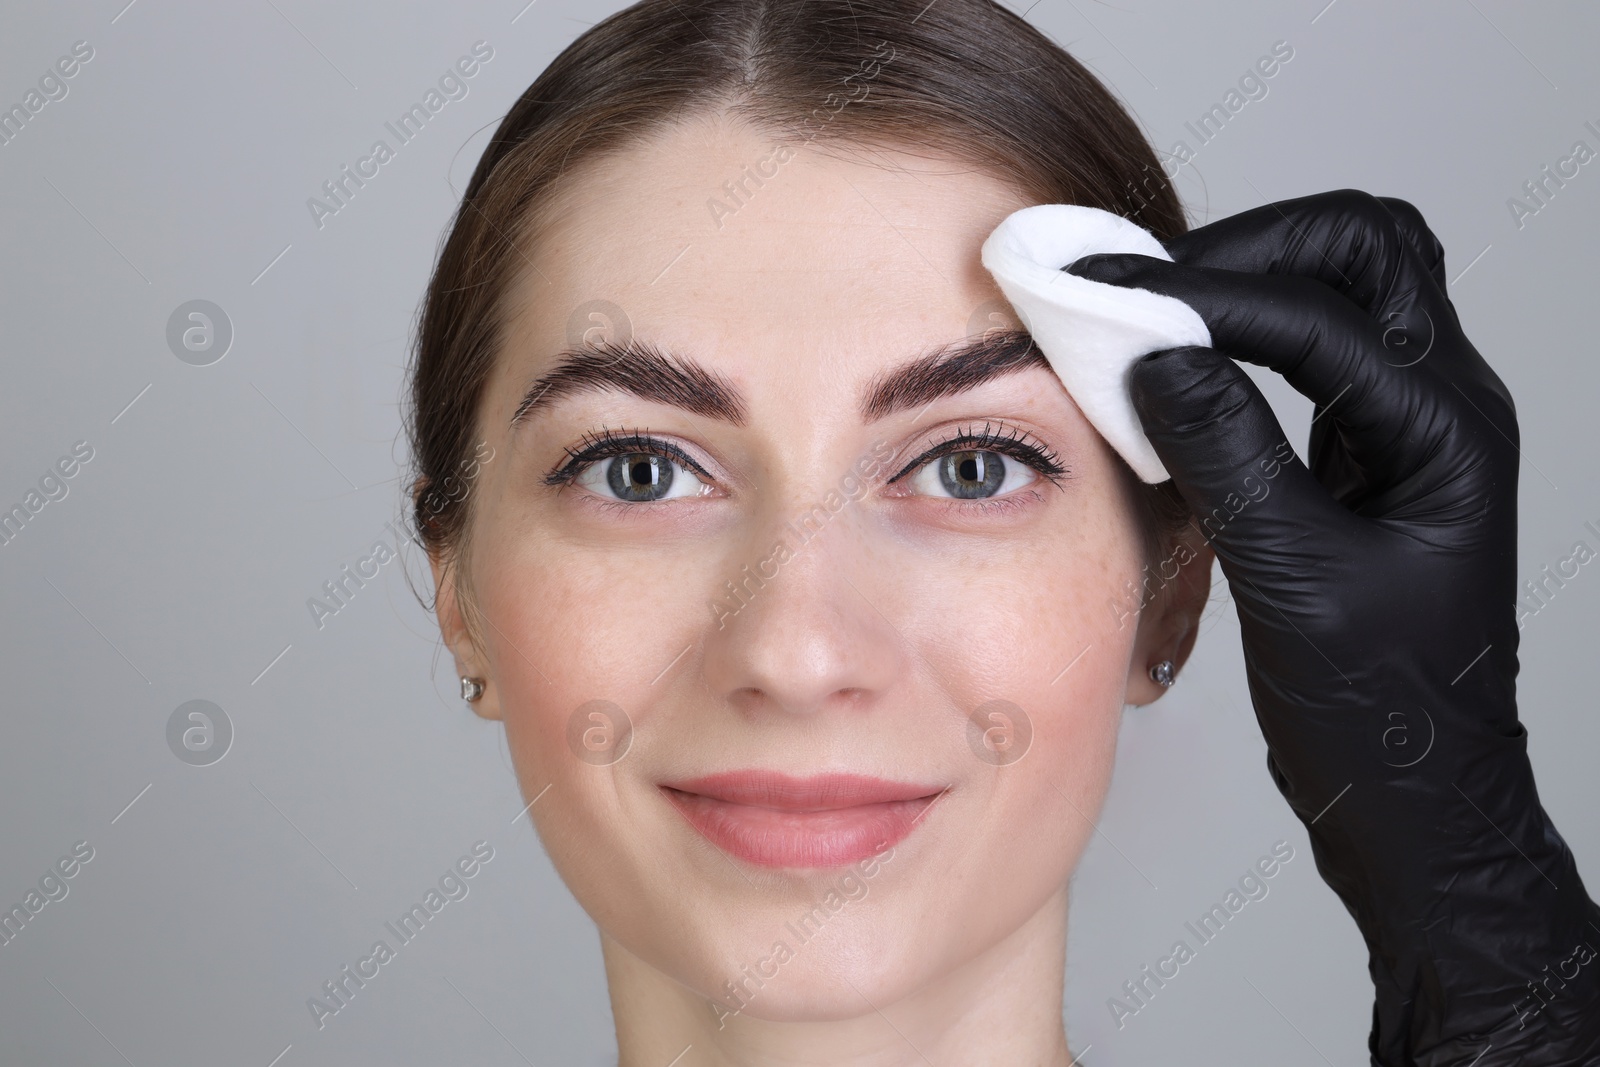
[428,115,1211,1066]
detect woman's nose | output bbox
[698,502,906,719]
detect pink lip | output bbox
[660,770,946,869]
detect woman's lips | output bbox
[659,771,946,869]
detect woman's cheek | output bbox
[490,573,648,901]
[477,550,621,786]
[909,502,1141,696]
[485,539,713,793]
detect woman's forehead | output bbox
[514,119,1030,383]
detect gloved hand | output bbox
[1068,189,1600,1066]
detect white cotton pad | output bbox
[979,204,1212,484]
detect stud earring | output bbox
[460,676,486,703]
[1148,660,1176,688]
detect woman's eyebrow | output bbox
[511,339,747,426]
[509,330,1046,427]
[860,330,1047,421]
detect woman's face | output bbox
[435,116,1205,1026]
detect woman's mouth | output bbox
[659,770,947,869]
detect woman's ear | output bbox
[429,549,503,721]
[1125,521,1214,707]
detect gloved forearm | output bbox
[1273,692,1600,1064]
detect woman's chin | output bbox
[692,931,928,1027]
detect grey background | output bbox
[1,1,1595,1064]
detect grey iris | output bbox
[608,454,674,501]
[940,450,1005,498]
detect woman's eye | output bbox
[574,452,711,503]
[909,449,1040,500]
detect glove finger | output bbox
[1067,254,1463,487]
[1375,195,1447,292]
[1163,189,1465,379]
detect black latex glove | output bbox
[1068,189,1600,1066]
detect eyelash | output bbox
[888,421,1066,484]
[543,421,1067,513]
[545,427,713,490]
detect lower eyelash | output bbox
[583,496,677,518]
[939,487,1045,516]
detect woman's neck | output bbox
[604,886,1075,1067]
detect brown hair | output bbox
[407,0,1191,586]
